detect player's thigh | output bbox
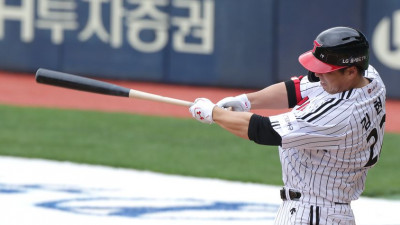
[324,205,355,225]
[274,201,355,225]
[274,201,309,224]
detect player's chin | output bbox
[323,86,341,94]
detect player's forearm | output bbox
[246,82,289,109]
[212,107,253,139]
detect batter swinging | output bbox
[189,27,386,224]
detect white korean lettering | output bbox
[78,0,124,48]
[36,0,78,44]
[172,0,215,54]
[125,0,169,53]
[110,0,124,48]
[0,0,216,55]
[0,0,34,42]
[79,0,110,42]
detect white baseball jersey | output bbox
[270,65,386,206]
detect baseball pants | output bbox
[274,200,355,225]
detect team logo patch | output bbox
[270,112,299,136]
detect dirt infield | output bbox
[1,70,399,133]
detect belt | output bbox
[280,188,349,205]
[280,188,301,201]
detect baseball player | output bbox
[189,27,386,225]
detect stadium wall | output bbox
[0,0,399,98]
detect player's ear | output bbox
[344,66,358,78]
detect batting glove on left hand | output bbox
[189,98,216,124]
[216,94,251,112]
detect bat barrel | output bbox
[35,68,193,107]
[36,68,130,97]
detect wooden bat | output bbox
[35,68,193,107]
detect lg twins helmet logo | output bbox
[312,40,321,53]
[373,9,400,70]
[312,40,325,59]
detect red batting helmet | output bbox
[299,27,369,78]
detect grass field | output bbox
[0,104,399,199]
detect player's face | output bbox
[315,69,348,94]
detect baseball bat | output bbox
[35,68,193,107]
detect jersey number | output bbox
[364,114,386,167]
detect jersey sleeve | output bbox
[269,104,351,150]
[285,76,320,108]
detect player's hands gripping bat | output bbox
[189,98,216,124]
[216,94,251,112]
[35,68,193,107]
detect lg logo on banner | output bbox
[373,10,400,70]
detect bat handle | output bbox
[129,90,193,107]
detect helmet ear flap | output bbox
[308,71,320,82]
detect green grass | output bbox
[0,104,399,199]
[363,132,400,198]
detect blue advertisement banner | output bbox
[366,0,400,98]
[0,0,399,97]
[0,0,274,88]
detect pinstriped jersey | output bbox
[269,65,386,205]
